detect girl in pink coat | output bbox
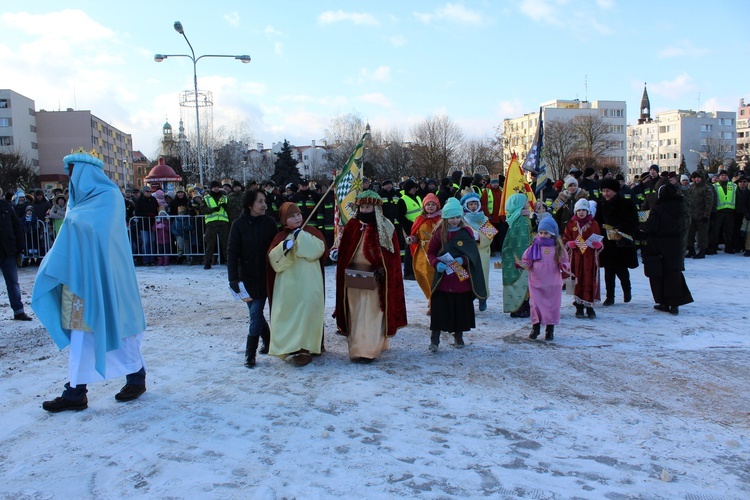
[518,215,570,341]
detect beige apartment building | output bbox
[36,109,134,189]
[502,99,627,176]
[737,98,750,169]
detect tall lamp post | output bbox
[155,21,250,187]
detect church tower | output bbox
[638,83,652,124]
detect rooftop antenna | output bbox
[585,74,588,101]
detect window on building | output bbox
[30,125,36,133]
[28,108,34,116]
[0,99,9,108]
[0,136,13,146]
[0,118,11,126]
[32,142,38,149]
[701,124,713,132]
[722,132,733,140]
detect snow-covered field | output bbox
[1,253,748,499]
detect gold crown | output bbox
[69,147,102,160]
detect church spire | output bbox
[638,83,651,124]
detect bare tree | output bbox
[0,152,38,193]
[543,119,579,181]
[212,121,256,181]
[572,115,620,160]
[323,112,368,174]
[410,114,464,179]
[458,137,501,176]
[366,127,412,181]
[701,135,733,172]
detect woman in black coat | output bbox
[640,182,694,315]
[227,190,278,367]
[595,178,639,306]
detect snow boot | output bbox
[603,296,614,306]
[575,303,585,318]
[244,335,259,368]
[586,307,596,318]
[545,325,554,341]
[429,331,440,352]
[529,323,541,339]
[453,332,465,348]
[259,322,270,355]
[478,299,487,311]
[669,306,679,315]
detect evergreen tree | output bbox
[679,155,687,174]
[271,140,302,186]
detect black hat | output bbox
[737,176,748,183]
[615,173,624,181]
[382,179,393,186]
[583,167,596,178]
[650,164,660,173]
[600,178,621,193]
[718,170,728,176]
[450,170,463,183]
[640,172,651,181]
[403,179,417,192]
[210,180,222,188]
[602,167,611,176]
[441,177,451,188]
[690,171,702,179]
[232,180,243,188]
[263,180,276,187]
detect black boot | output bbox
[545,325,554,341]
[429,331,440,352]
[453,332,465,348]
[575,303,585,318]
[603,296,614,306]
[669,305,679,315]
[259,322,270,355]
[623,288,632,303]
[529,323,541,339]
[685,249,695,258]
[244,336,259,368]
[693,251,705,259]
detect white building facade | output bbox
[503,99,627,175]
[736,99,749,169]
[627,110,736,178]
[0,89,39,167]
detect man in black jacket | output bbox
[0,187,33,321]
[133,185,159,265]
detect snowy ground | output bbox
[1,253,748,499]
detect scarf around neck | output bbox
[527,235,556,261]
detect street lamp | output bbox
[155,21,251,186]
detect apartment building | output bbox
[502,99,627,175]
[0,89,39,166]
[36,109,134,188]
[737,98,750,169]
[627,109,736,178]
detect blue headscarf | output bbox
[32,151,146,377]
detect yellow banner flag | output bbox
[499,153,536,217]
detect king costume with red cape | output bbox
[334,216,407,341]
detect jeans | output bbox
[0,256,24,313]
[246,297,268,339]
[140,230,155,264]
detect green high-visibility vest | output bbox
[715,182,736,211]
[204,194,229,223]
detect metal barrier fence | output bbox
[19,220,53,266]
[19,215,223,266]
